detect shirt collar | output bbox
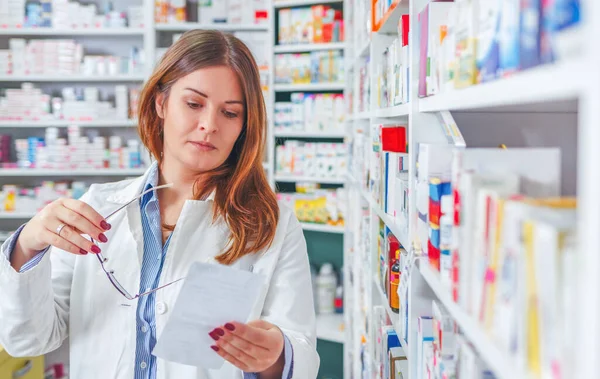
[141,161,216,202]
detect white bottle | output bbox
[316,263,337,314]
[439,195,453,287]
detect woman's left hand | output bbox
[209,320,285,375]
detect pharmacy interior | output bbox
[0,0,597,379]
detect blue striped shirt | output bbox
[2,164,294,378]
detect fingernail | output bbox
[224,323,235,331]
[79,249,88,255]
[91,245,101,254]
[98,233,108,243]
[211,346,219,352]
[101,221,111,230]
[214,328,225,336]
[209,332,219,341]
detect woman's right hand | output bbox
[14,198,111,262]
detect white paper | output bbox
[153,262,264,369]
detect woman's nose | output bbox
[198,108,218,133]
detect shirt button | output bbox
[140,362,147,369]
[156,302,168,314]
[141,325,148,333]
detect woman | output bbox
[0,30,319,379]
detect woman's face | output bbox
[156,66,245,173]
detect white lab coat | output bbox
[0,168,319,379]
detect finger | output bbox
[55,205,106,243]
[216,329,270,360]
[212,344,252,372]
[61,198,110,231]
[41,227,88,255]
[226,322,270,348]
[54,222,100,255]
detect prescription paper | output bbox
[153,262,264,369]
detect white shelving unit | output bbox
[274,175,346,184]
[0,169,147,177]
[0,28,145,36]
[273,130,346,138]
[273,82,345,92]
[300,222,345,234]
[273,42,346,53]
[344,1,598,379]
[0,120,137,128]
[155,23,269,32]
[316,313,346,344]
[274,0,343,8]
[0,75,145,82]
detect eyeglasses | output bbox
[92,183,185,300]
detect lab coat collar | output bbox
[105,162,217,204]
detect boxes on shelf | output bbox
[277,5,344,45]
[274,92,345,133]
[0,38,144,77]
[377,13,410,108]
[155,0,268,25]
[275,141,347,179]
[419,0,581,95]
[2,126,144,170]
[277,188,346,227]
[0,181,89,214]
[0,83,140,122]
[274,51,344,84]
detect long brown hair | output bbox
[137,29,279,265]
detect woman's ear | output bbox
[155,93,165,119]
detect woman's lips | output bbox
[190,141,216,151]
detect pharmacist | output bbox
[0,30,319,379]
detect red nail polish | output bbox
[224,323,235,331]
[98,233,108,243]
[91,245,101,254]
[209,332,219,341]
[215,328,225,336]
[211,346,219,352]
[101,221,111,230]
[79,249,88,255]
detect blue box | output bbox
[499,0,521,76]
[477,2,501,83]
[520,0,542,70]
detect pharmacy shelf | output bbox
[0,28,145,36]
[274,42,346,53]
[273,130,346,138]
[274,0,343,8]
[316,313,345,344]
[373,275,408,358]
[0,168,146,177]
[300,222,344,234]
[375,103,410,118]
[375,0,409,34]
[274,175,346,184]
[359,188,409,249]
[155,23,268,32]
[350,111,371,121]
[0,120,137,128]
[419,263,525,379]
[0,75,145,82]
[274,83,345,92]
[0,212,36,219]
[419,59,585,113]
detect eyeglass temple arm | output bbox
[103,183,174,221]
[136,277,185,299]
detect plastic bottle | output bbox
[316,263,337,314]
[390,249,400,313]
[334,285,343,314]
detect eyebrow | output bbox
[184,87,244,105]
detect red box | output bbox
[401,15,409,46]
[381,126,407,153]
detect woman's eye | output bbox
[223,111,238,119]
[187,102,201,109]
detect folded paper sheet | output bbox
[153,262,264,369]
